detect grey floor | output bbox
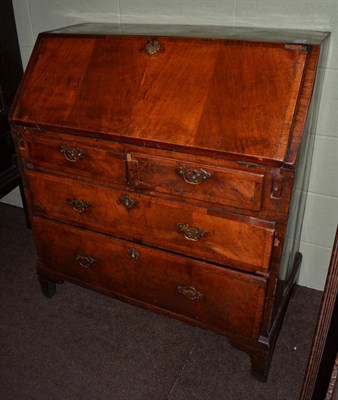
[0,203,322,400]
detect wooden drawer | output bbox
[28,171,275,274]
[25,134,127,185]
[129,153,264,211]
[34,216,267,340]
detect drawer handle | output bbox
[75,253,96,268]
[177,223,208,241]
[128,248,140,260]
[177,285,204,301]
[145,38,161,56]
[60,146,86,163]
[67,198,91,213]
[120,194,136,210]
[177,165,211,185]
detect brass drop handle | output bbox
[128,248,140,260]
[120,194,136,210]
[177,165,211,185]
[145,38,161,56]
[177,223,207,241]
[60,145,86,163]
[75,253,96,268]
[177,285,204,301]
[67,198,91,213]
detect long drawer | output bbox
[28,171,275,274]
[34,216,267,340]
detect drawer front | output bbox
[34,217,267,340]
[130,153,264,211]
[28,171,275,274]
[25,135,126,185]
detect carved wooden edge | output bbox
[283,46,319,166]
[300,227,338,400]
[326,354,338,400]
[9,125,33,229]
[275,46,309,162]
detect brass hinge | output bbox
[271,174,283,199]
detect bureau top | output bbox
[10,24,329,167]
[49,23,329,45]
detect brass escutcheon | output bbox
[145,38,161,56]
[177,223,207,241]
[120,194,135,210]
[67,198,90,213]
[177,285,204,301]
[60,145,86,163]
[177,165,211,185]
[128,248,140,260]
[75,253,96,268]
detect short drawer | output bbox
[34,217,267,340]
[25,135,127,185]
[129,153,264,211]
[28,171,275,274]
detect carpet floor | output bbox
[0,203,322,400]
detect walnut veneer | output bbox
[10,24,330,381]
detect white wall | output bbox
[5,0,338,290]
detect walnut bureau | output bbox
[10,24,329,381]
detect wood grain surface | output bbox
[11,35,309,163]
[34,216,267,340]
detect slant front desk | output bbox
[10,24,330,381]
